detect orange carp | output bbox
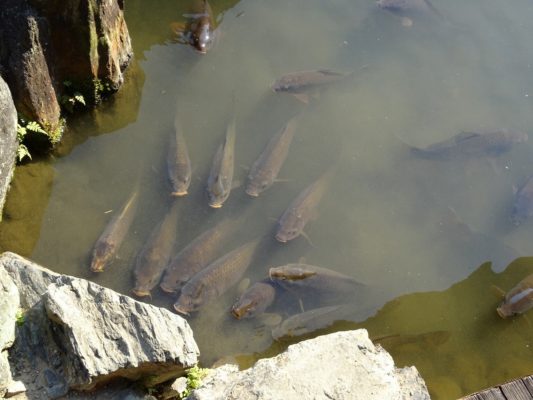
[497,273,533,318]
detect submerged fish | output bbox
[271,69,351,103]
[159,218,239,293]
[275,169,333,243]
[373,330,451,349]
[410,129,528,160]
[207,116,236,208]
[132,202,180,297]
[245,116,298,197]
[376,0,438,14]
[497,273,533,318]
[512,176,533,226]
[90,188,139,273]
[174,238,260,315]
[167,116,192,197]
[170,0,216,54]
[231,279,276,319]
[269,263,364,295]
[272,304,353,340]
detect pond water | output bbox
[3,0,533,398]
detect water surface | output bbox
[3,0,533,398]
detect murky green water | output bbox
[3,0,533,398]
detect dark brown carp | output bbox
[245,116,298,197]
[132,202,180,297]
[159,218,239,293]
[90,188,139,273]
[376,0,443,21]
[268,263,364,295]
[410,129,528,160]
[207,117,236,208]
[271,69,352,103]
[497,274,533,318]
[271,304,353,340]
[170,0,216,54]
[174,238,260,315]
[231,279,276,319]
[512,176,533,226]
[275,169,333,243]
[373,330,451,349]
[167,116,192,197]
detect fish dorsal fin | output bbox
[317,69,343,76]
[455,131,481,143]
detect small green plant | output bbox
[180,366,210,398]
[15,308,26,326]
[60,80,86,113]
[16,118,48,161]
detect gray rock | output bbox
[1,252,60,309]
[188,330,430,400]
[0,76,18,221]
[1,252,199,399]
[0,264,19,397]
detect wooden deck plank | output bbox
[461,375,533,400]
[500,380,532,400]
[521,376,533,396]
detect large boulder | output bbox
[0,262,19,397]
[0,76,18,222]
[1,252,199,399]
[0,0,133,136]
[188,330,430,400]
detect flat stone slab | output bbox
[188,330,430,400]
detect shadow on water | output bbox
[237,258,533,400]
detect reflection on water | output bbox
[2,0,533,398]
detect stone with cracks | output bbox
[0,76,18,221]
[188,330,430,400]
[1,252,199,399]
[0,264,19,397]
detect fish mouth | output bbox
[208,202,223,209]
[173,304,191,316]
[131,288,151,298]
[274,235,287,243]
[231,308,243,319]
[245,188,259,198]
[90,264,104,273]
[171,190,188,197]
[496,306,510,319]
[159,283,178,294]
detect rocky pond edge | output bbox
[0,251,430,399]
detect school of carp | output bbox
[89,0,533,341]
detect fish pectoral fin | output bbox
[291,93,310,104]
[298,298,305,313]
[300,230,316,248]
[491,284,506,299]
[169,22,187,34]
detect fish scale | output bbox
[174,238,260,314]
[159,218,239,293]
[167,117,192,196]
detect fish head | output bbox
[231,297,256,319]
[496,303,513,318]
[171,174,191,197]
[275,221,304,243]
[245,178,270,198]
[132,272,162,298]
[191,20,214,54]
[174,295,199,315]
[90,242,114,273]
[269,265,316,281]
[207,177,229,208]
